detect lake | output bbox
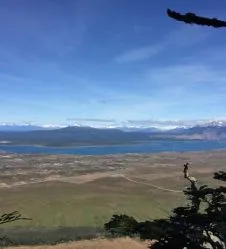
[1,140,226,155]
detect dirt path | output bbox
[120,174,183,193]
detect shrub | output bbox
[104,214,138,237]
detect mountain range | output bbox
[0,126,153,147]
[0,122,226,147]
[0,119,226,131]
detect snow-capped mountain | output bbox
[196,120,226,127]
[0,119,226,132]
[61,119,226,131]
[1,120,226,145]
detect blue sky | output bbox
[1,0,226,124]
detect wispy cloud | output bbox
[146,62,226,89]
[115,44,164,63]
[114,26,211,63]
[146,64,224,87]
[140,57,226,119]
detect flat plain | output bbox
[0,150,225,228]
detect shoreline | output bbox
[0,147,226,157]
[0,138,225,149]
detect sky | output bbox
[1,0,226,125]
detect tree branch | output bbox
[183,162,198,190]
[0,211,32,225]
[167,9,226,28]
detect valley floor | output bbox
[0,150,225,245]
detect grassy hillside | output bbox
[0,177,182,228]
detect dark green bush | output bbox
[104,214,138,237]
[136,219,171,240]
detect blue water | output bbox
[1,140,226,155]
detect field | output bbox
[0,150,225,245]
